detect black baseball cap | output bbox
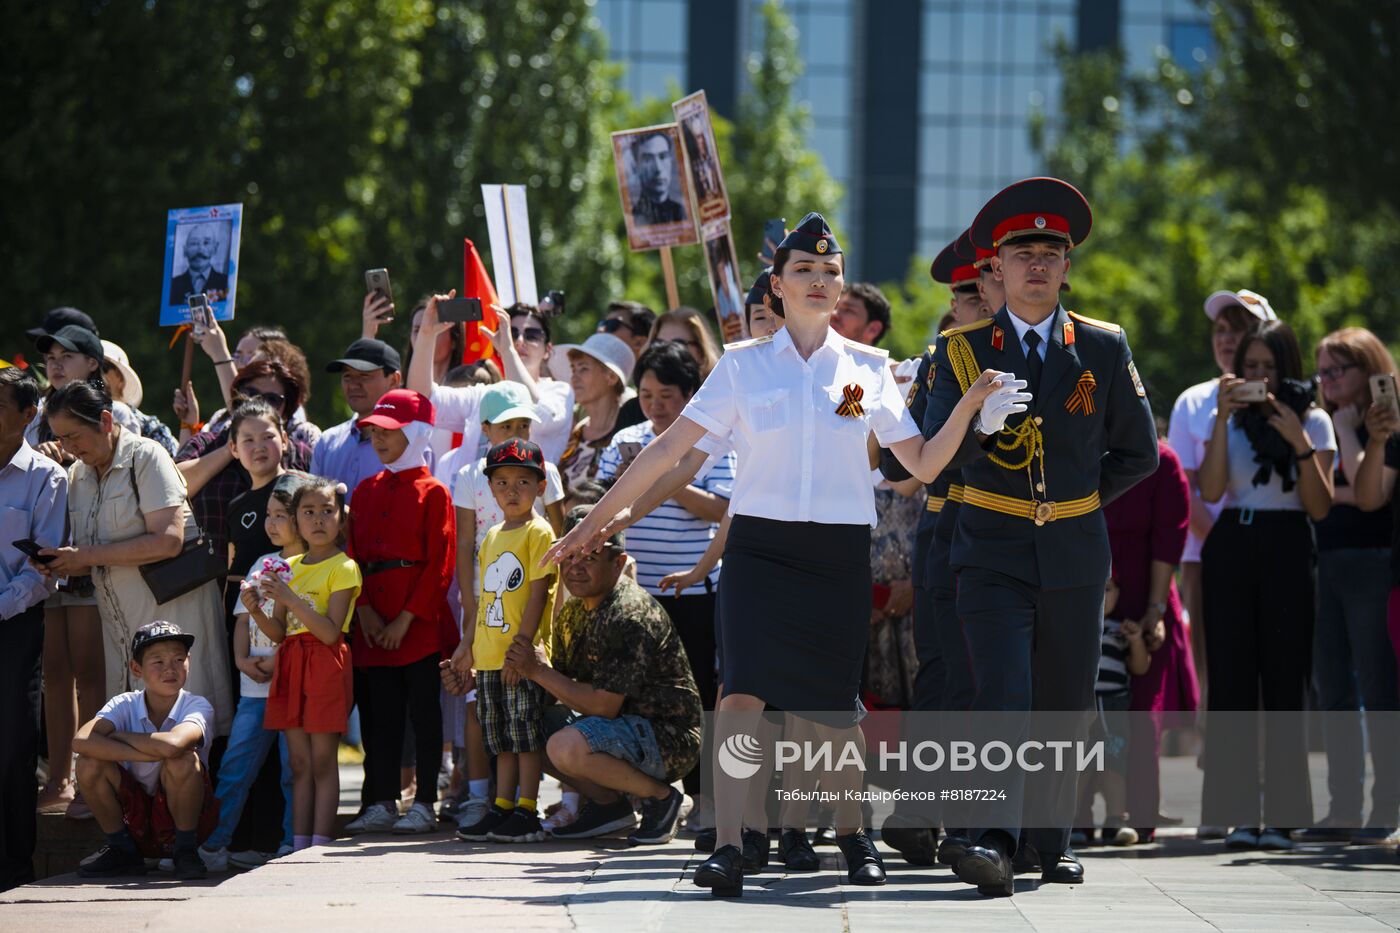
[131,620,195,661]
[35,325,105,366]
[325,338,401,374]
[483,438,546,479]
[27,307,98,340]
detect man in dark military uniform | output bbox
[920,178,1159,896]
[879,229,991,867]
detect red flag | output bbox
[461,238,502,366]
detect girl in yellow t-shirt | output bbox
[254,477,361,851]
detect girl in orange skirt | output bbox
[255,478,362,850]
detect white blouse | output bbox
[680,326,918,527]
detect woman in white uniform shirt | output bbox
[550,213,1017,896]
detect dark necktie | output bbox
[1023,330,1044,395]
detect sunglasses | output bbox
[598,318,633,337]
[511,326,547,345]
[237,389,287,410]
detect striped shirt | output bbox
[595,421,736,596]
[1096,617,1130,695]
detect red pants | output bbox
[117,766,219,858]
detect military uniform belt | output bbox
[961,486,1100,527]
[925,484,966,513]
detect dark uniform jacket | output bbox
[880,348,960,590]
[921,305,1158,590]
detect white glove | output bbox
[978,376,1033,434]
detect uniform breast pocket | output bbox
[745,389,791,434]
[824,383,871,435]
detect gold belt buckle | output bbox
[1033,501,1057,526]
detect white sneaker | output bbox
[345,801,398,835]
[1108,826,1139,846]
[229,849,272,870]
[455,797,490,831]
[541,805,579,833]
[393,802,439,835]
[198,845,229,872]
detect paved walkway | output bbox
[9,762,1400,931]
[4,828,1398,931]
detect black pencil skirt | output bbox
[716,515,872,719]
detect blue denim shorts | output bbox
[571,714,667,781]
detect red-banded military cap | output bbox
[930,229,979,289]
[971,177,1092,251]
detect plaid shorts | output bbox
[475,669,546,755]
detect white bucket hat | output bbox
[100,340,144,408]
[1204,289,1277,324]
[548,332,636,386]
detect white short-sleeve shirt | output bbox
[531,379,575,466]
[96,688,212,794]
[1168,379,1225,562]
[1221,407,1337,511]
[680,326,919,527]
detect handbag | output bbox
[128,461,226,605]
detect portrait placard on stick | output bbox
[612,124,699,252]
[673,91,730,226]
[703,222,747,343]
[160,203,242,325]
[481,184,538,307]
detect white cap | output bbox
[100,340,144,408]
[548,332,636,386]
[1204,289,1277,324]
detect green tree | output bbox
[1028,44,1400,413]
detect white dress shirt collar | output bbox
[1004,305,1060,359]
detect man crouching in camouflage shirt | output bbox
[504,506,702,846]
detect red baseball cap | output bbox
[357,389,435,431]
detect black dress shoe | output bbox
[955,837,1014,897]
[835,830,887,885]
[812,825,838,846]
[694,828,717,853]
[741,828,770,874]
[1039,848,1084,884]
[880,814,937,866]
[937,831,970,868]
[1011,840,1040,874]
[778,828,821,872]
[694,844,743,897]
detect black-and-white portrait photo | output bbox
[168,219,232,303]
[612,124,698,251]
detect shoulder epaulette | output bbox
[723,334,775,351]
[1067,311,1121,334]
[837,334,889,358]
[926,343,937,356]
[939,317,994,339]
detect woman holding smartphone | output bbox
[1299,328,1400,844]
[549,214,1013,896]
[1197,320,1335,851]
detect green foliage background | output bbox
[0,0,838,427]
[4,0,1396,427]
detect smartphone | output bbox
[438,297,484,323]
[1234,380,1269,403]
[538,289,566,318]
[187,293,212,339]
[1371,373,1400,419]
[365,268,394,321]
[12,539,54,564]
[761,217,786,262]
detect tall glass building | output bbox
[590,0,1213,282]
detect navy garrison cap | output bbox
[778,212,841,257]
[745,268,774,307]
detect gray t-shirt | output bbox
[1221,407,1336,511]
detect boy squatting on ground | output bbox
[72,621,218,880]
